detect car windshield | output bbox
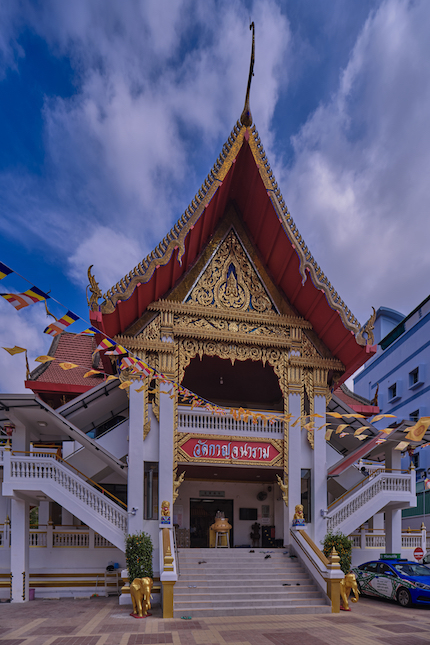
[392,563,430,576]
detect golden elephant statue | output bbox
[340,572,359,611]
[130,577,153,617]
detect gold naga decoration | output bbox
[276,474,288,506]
[86,265,102,311]
[355,307,376,346]
[173,470,185,504]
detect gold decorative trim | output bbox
[302,368,315,449]
[177,433,283,468]
[149,300,311,329]
[356,307,376,346]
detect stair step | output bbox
[175,549,330,617]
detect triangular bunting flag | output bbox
[44,310,80,337]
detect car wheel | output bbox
[397,587,412,607]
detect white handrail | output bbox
[178,406,283,436]
[327,472,413,533]
[7,454,127,533]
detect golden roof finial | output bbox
[240,22,255,127]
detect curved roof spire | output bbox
[240,22,255,127]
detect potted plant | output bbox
[322,531,352,574]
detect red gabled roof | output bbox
[334,384,379,417]
[91,123,376,380]
[25,332,106,396]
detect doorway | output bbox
[189,498,234,548]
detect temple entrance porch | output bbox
[173,463,284,548]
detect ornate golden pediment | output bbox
[186,229,276,314]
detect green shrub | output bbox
[322,531,352,574]
[125,531,153,582]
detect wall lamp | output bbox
[128,507,138,516]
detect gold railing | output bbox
[161,528,175,618]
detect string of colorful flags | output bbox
[1,259,429,451]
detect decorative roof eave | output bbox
[245,127,363,337]
[95,120,374,349]
[98,121,247,315]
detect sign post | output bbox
[414,547,424,561]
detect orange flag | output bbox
[405,417,430,442]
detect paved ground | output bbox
[1,596,430,645]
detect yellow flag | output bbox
[303,422,314,431]
[343,413,366,419]
[335,424,349,434]
[327,412,344,419]
[354,427,371,436]
[309,413,324,418]
[325,429,334,440]
[59,362,78,370]
[356,434,368,441]
[35,355,56,363]
[371,413,397,423]
[135,384,146,393]
[291,416,304,427]
[405,417,430,442]
[2,346,26,355]
[316,423,330,431]
[119,380,132,390]
[84,369,100,378]
[379,428,395,435]
[395,441,410,451]
[105,375,118,382]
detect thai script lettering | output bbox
[192,439,271,461]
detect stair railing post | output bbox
[326,547,343,613]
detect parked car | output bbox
[352,559,430,607]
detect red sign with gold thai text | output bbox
[179,437,281,464]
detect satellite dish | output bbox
[257,491,267,501]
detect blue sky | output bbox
[1,0,430,393]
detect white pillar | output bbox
[10,497,29,602]
[158,382,174,527]
[312,395,327,545]
[287,393,301,545]
[385,445,401,471]
[385,508,402,553]
[127,382,146,534]
[38,501,50,526]
[9,418,30,602]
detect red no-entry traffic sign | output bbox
[414,547,424,561]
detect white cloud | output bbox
[284,0,430,326]
[68,225,143,291]
[0,299,52,393]
[0,0,290,291]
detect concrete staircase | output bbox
[174,548,331,617]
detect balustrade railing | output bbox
[53,531,89,548]
[178,406,283,436]
[94,534,115,548]
[6,454,127,534]
[25,527,117,549]
[327,472,413,533]
[349,531,425,550]
[29,531,47,547]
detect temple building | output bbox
[0,42,423,615]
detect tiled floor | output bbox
[2,596,430,645]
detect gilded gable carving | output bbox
[186,230,275,314]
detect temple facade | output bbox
[0,90,420,614]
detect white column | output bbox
[127,382,146,534]
[158,382,174,527]
[38,501,50,526]
[384,445,402,553]
[385,508,402,553]
[10,497,29,602]
[9,417,30,602]
[287,393,301,545]
[312,395,327,545]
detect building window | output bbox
[144,462,158,520]
[409,365,424,390]
[388,381,401,402]
[301,469,311,523]
[411,453,419,469]
[410,410,420,423]
[388,383,396,400]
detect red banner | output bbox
[180,437,280,463]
